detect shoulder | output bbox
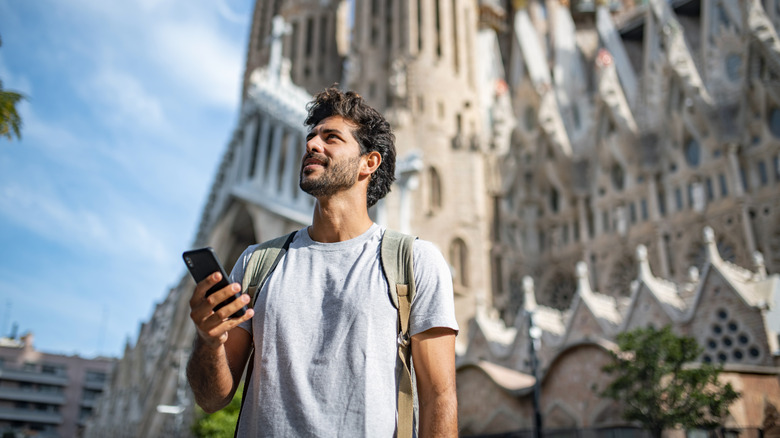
[228,244,261,281]
[411,239,448,269]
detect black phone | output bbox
[182,247,247,319]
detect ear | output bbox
[360,151,382,177]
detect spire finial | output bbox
[268,16,291,82]
[576,261,593,296]
[523,276,537,312]
[703,226,722,264]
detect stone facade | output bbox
[87,0,780,436]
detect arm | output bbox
[411,327,458,438]
[186,272,254,413]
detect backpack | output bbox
[235,229,417,438]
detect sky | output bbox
[0,0,255,358]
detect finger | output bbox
[211,293,251,321]
[204,283,242,310]
[190,272,223,304]
[199,308,254,341]
[191,283,248,327]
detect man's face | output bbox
[300,115,363,198]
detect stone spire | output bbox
[268,15,291,83]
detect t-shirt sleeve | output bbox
[409,239,459,337]
[230,245,256,336]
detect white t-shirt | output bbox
[231,224,458,437]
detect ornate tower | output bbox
[345,0,508,338]
[242,0,347,97]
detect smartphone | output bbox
[182,247,247,319]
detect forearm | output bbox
[186,335,238,413]
[418,388,458,437]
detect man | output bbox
[187,87,458,436]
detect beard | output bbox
[299,154,362,198]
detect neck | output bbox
[308,195,373,243]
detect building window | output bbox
[550,188,559,213]
[675,187,683,211]
[290,22,299,64]
[629,202,637,224]
[725,53,742,82]
[434,0,442,58]
[740,166,748,191]
[684,137,701,167]
[775,155,780,181]
[687,183,694,208]
[524,106,535,131]
[427,167,443,213]
[706,177,714,201]
[640,198,648,220]
[305,17,314,56]
[417,0,423,52]
[248,116,261,179]
[758,160,768,186]
[451,0,459,72]
[768,108,780,138]
[41,364,65,376]
[719,173,728,197]
[319,16,328,53]
[450,238,469,287]
[611,163,625,191]
[386,0,394,48]
[658,188,666,216]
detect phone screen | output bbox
[182,247,247,318]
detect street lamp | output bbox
[528,309,543,438]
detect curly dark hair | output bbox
[304,87,396,208]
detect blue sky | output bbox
[0,0,254,358]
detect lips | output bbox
[302,154,328,173]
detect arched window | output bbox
[769,108,780,138]
[610,163,625,191]
[549,187,559,213]
[450,238,469,287]
[684,136,701,168]
[427,167,443,213]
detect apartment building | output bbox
[0,333,116,437]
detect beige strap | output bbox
[396,283,414,438]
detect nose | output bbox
[306,135,324,154]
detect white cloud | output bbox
[152,21,245,110]
[217,0,248,24]
[87,67,167,131]
[0,179,170,266]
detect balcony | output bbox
[0,368,68,386]
[80,397,99,409]
[0,407,63,424]
[82,379,106,391]
[0,387,66,405]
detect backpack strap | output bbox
[241,232,296,308]
[234,231,295,438]
[380,229,417,438]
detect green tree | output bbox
[191,384,243,438]
[600,326,740,438]
[0,35,24,141]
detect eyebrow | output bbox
[307,127,346,139]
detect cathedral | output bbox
[86,0,780,436]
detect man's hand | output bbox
[189,272,254,347]
[187,272,254,413]
[412,327,458,437]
